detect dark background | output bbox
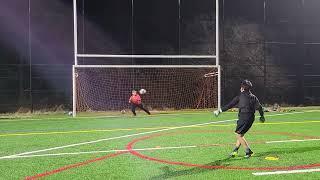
[0,0,320,112]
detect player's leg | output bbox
[230,139,241,157]
[137,104,151,115]
[241,136,254,158]
[236,134,249,149]
[131,104,137,116]
[230,119,244,157]
[231,114,254,158]
[231,132,252,156]
[237,113,255,158]
[235,140,241,148]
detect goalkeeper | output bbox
[214,80,265,158]
[129,89,151,116]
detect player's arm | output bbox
[129,96,132,103]
[255,96,265,122]
[222,96,240,112]
[214,96,239,117]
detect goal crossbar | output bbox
[77,54,217,59]
[74,65,219,68]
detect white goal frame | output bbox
[72,0,221,116]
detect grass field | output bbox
[0,108,320,179]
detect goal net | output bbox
[74,65,219,114]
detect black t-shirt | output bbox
[221,91,264,116]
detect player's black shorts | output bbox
[235,113,255,135]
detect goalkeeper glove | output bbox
[213,109,222,117]
[259,116,265,123]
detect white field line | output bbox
[0,109,310,122]
[0,112,208,122]
[0,111,218,122]
[266,139,320,144]
[304,110,320,112]
[0,115,119,122]
[5,145,199,159]
[5,137,320,160]
[0,119,235,160]
[0,111,305,160]
[253,168,320,176]
[0,113,185,122]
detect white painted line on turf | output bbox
[0,109,308,122]
[0,119,235,160]
[0,113,204,122]
[0,111,305,160]
[0,115,119,122]
[305,110,320,112]
[0,111,218,122]
[7,138,320,160]
[252,168,320,176]
[266,139,320,144]
[5,145,200,159]
[5,150,128,159]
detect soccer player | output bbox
[214,80,265,158]
[129,89,151,116]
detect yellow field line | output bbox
[207,120,320,127]
[0,120,319,137]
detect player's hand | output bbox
[213,109,222,117]
[259,116,265,123]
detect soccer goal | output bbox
[72,0,221,116]
[73,65,220,114]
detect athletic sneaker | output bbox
[229,151,238,158]
[244,150,254,158]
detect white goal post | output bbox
[72,0,221,116]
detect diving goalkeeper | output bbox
[129,89,151,116]
[214,80,265,158]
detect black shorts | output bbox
[235,113,255,135]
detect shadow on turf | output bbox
[149,157,241,180]
[150,146,320,179]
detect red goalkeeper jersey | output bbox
[129,94,141,105]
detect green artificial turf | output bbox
[0,108,319,179]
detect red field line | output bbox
[24,129,320,179]
[25,151,127,180]
[126,131,320,171]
